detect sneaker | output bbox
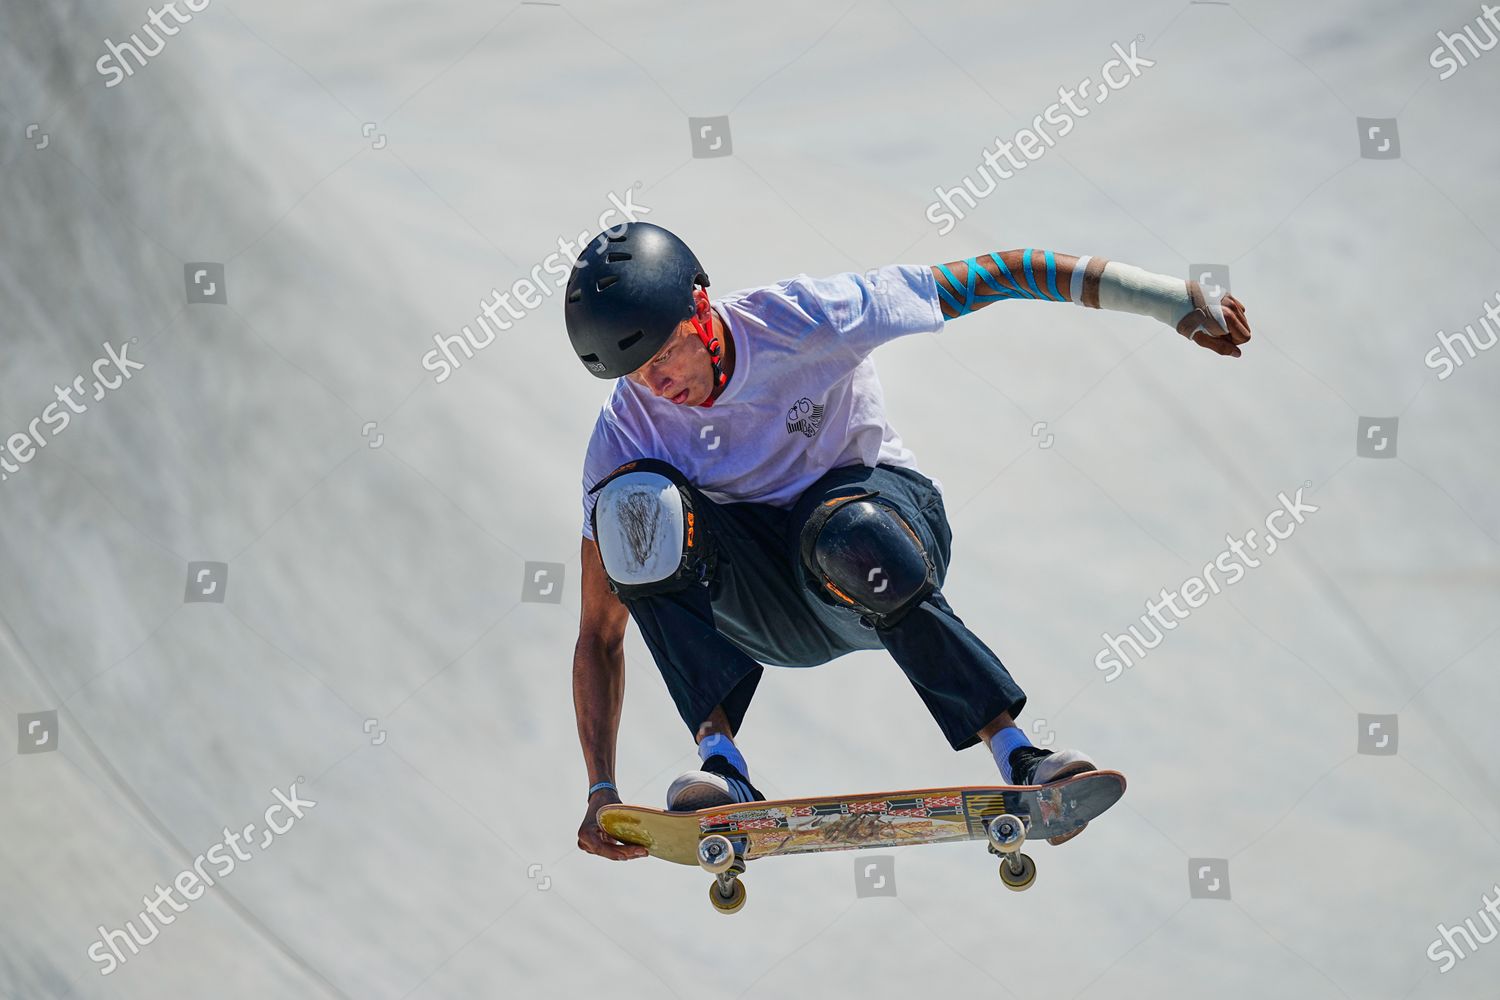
[1007,747,1099,845]
[1007,746,1097,787]
[665,754,765,812]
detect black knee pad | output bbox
[589,458,716,598]
[798,492,935,627]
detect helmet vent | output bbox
[606,252,632,262]
[566,289,582,303]
[607,233,627,243]
[618,330,644,351]
[596,275,619,291]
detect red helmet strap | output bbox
[689,286,727,407]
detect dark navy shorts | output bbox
[617,463,1026,751]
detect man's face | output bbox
[625,321,711,406]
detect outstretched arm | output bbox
[930,250,1251,357]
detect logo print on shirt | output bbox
[786,397,825,438]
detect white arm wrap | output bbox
[1070,255,1092,302]
[1094,261,1192,327]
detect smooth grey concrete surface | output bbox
[2,1,1497,997]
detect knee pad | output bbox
[798,492,935,627]
[589,458,716,598]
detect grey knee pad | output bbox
[589,458,715,598]
[798,492,935,627]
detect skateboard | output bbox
[597,770,1126,913]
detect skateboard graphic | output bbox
[597,770,1126,913]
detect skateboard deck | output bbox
[598,770,1126,866]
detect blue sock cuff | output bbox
[698,733,748,776]
[990,727,1033,782]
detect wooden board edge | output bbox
[600,771,1126,822]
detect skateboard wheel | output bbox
[987,814,1026,853]
[999,852,1036,891]
[708,877,747,914]
[697,834,735,874]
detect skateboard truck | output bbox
[697,834,748,914]
[985,813,1037,891]
[698,812,1039,911]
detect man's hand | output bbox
[1177,283,1251,358]
[577,787,648,861]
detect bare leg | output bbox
[977,709,1016,748]
[694,705,735,744]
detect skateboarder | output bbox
[569,222,1250,860]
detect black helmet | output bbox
[565,222,710,379]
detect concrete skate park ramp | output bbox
[3,1,1497,997]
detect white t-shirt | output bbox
[580,264,945,540]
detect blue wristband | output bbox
[588,780,617,798]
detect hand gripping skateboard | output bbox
[597,770,1125,914]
